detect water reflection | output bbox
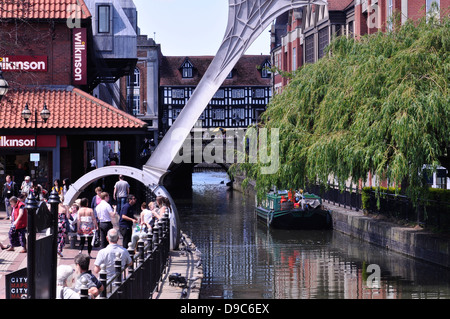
[173,171,450,299]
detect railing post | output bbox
[152,224,160,292]
[153,224,160,248]
[138,234,145,264]
[114,252,122,287]
[79,276,90,299]
[147,232,153,252]
[128,242,135,274]
[99,264,108,299]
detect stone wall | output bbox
[329,204,450,268]
[232,175,450,268]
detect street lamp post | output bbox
[21,102,51,181]
[21,103,51,299]
[21,102,51,150]
[47,189,61,299]
[24,191,38,299]
[0,66,9,102]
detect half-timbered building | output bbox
[159,55,272,133]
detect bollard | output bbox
[114,252,122,287]
[80,276,89,299]
[99,264,108,299]
[128,242,135,274]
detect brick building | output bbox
[0,0,146,195]
[271,0,447,93]
[270,0,448,189]
[119,34,161,143]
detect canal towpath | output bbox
[0,209,202,299]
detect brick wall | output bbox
[355,0,450,37]
[1,22,73,87]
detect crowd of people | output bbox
[1,173,172,299]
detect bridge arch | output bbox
[64,165,180,250]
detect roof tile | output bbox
[0,87,147,130]
[160,55,271,87]
[0,0,91,20]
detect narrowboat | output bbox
[255,190,332,229]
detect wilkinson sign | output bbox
[0,56,47,72]
[72,28,87,85]
[0,136,36,148]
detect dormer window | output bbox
[181,59,193,78]
[261,60,272,78]
[227,70,233,79]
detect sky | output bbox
[133,0,272,56]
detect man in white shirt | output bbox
[56,265,80,299]
[94,228,132,281]
[95,192,116,249]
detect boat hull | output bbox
[256,206,332,230]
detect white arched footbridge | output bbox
[65,0,327,249]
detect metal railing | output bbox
[306,183,450,230]
[78,213,171,299]
[307,183,361,212]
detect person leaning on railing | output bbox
[93,228,132,281]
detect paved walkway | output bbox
[0,209,201,299]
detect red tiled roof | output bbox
[160,55,271,87]
[0,0,91,20]
[327,0,354,11]
[0,86,147,130]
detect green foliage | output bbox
[236,17,450,204]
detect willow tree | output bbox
[233,16,449,204]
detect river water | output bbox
[172,171,450,299]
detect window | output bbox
[126,68,140,115]
[127,68,140,87]
[274,52,280,74]
[232,89,245,99]
[212,109,225,120]
[172,89,185,99]
[127,95,140,115]
[213,89,225,99]
[232,109,245,122]
[181,59,193,78]
[261,60,272,78]
[318,27,329,59]
[98,5,111,33]
[348,21,354,37]
[387,0,393,31]
[292,47,297,71]
[172,108,182,119]
[253,89,265,99]
[305,35,314,64]
[426,0,440,21]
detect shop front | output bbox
[0,135,68,193]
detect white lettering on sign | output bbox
[0,136,36,148]
[73,28,87,85]
[0,56,47,72]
